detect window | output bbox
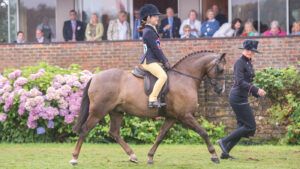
[289,0,300,32]
[0,0,8,42]
[259,0,287,33]
[82,0,129,40]
[232,0,258,25]
[19,0,56,42]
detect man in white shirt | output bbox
[107,11,131,40]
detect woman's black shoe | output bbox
[220,153,236,160]
[217,139,229,155]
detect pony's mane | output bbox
[172,50,215,68]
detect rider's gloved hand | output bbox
[164,62,172,70]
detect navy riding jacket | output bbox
[140,25,168,64]
[230,55,259,99]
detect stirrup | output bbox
[148,101,166,108]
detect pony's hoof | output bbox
[147,159,154,165]
[69,159,78,165]
[211,157,220,164]
[129,154,138,163]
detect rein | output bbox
[169,58,225,83]
[169,69,203,81]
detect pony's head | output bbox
[205,53,226,95]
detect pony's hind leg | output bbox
[147,118,176,164]
[109,111,138,163]
[71,114,101,165]
[180,114,220,164]
[70,114,102,165]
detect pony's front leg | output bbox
[147,118,176,164]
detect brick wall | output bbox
[1,36,300,140]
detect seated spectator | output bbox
[200,9,220,37]
[85,13,104,41]
[232,18,243,37]
[213,18,243,37]
[212,4,227,26]
[181,25,197,39]
[35,29,49,43]
[263,20,287,36]
[179,10,201,38]
[63,10,86,42]
[13,31,26,44]
[241,21,259,37]
[291,21,300,35]
[107,11,131,40]
[37,16,53,42]
[132,9,142,40]
[159,7,181,38]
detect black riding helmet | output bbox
[139,4,161,20]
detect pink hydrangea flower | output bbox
[59,109,69,116]
[0,113,7,122]
[64,114,75,124]
[8,70,22,80]
[14,77,28,87]
[54,75,65,84]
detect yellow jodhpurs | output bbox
[141,62,167,102]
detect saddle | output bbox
[131,66,169,105]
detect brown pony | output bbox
[70,51,226,165]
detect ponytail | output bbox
[138,18,147,32]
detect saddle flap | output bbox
[131,66,146,78]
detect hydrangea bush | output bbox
[0,63,93,142]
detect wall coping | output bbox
[1,35,300,46]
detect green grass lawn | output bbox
[0,144,299,169]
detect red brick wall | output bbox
[1,36,300,139]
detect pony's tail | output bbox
[73,78,92,134]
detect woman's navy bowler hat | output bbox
[239,39,260,53]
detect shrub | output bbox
[255,66,300,145]
[0,63,93,142]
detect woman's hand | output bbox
[258,88,266,97]
[164,62,172,70]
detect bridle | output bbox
[169,58,226,91]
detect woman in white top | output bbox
[179,9,201,38]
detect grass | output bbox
[0,144,299,169]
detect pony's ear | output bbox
[218,53,226,63]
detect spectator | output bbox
[37,17,53,42]
[241,21,259,37]
[181,25,197,39]
[13,31,26,43]
[85,13,104,41]
[159,7,181,38]
[107,11,131,40]
[232,18,243,37]
[35,29,49,43]
[263,20,287,36]
[212,4,227,26]
[63,10,86,42]
[213,18,243,37]
[133,9,142,40]
[179,10,201,38]
[291,21,300,35]
[201,9,220,37]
